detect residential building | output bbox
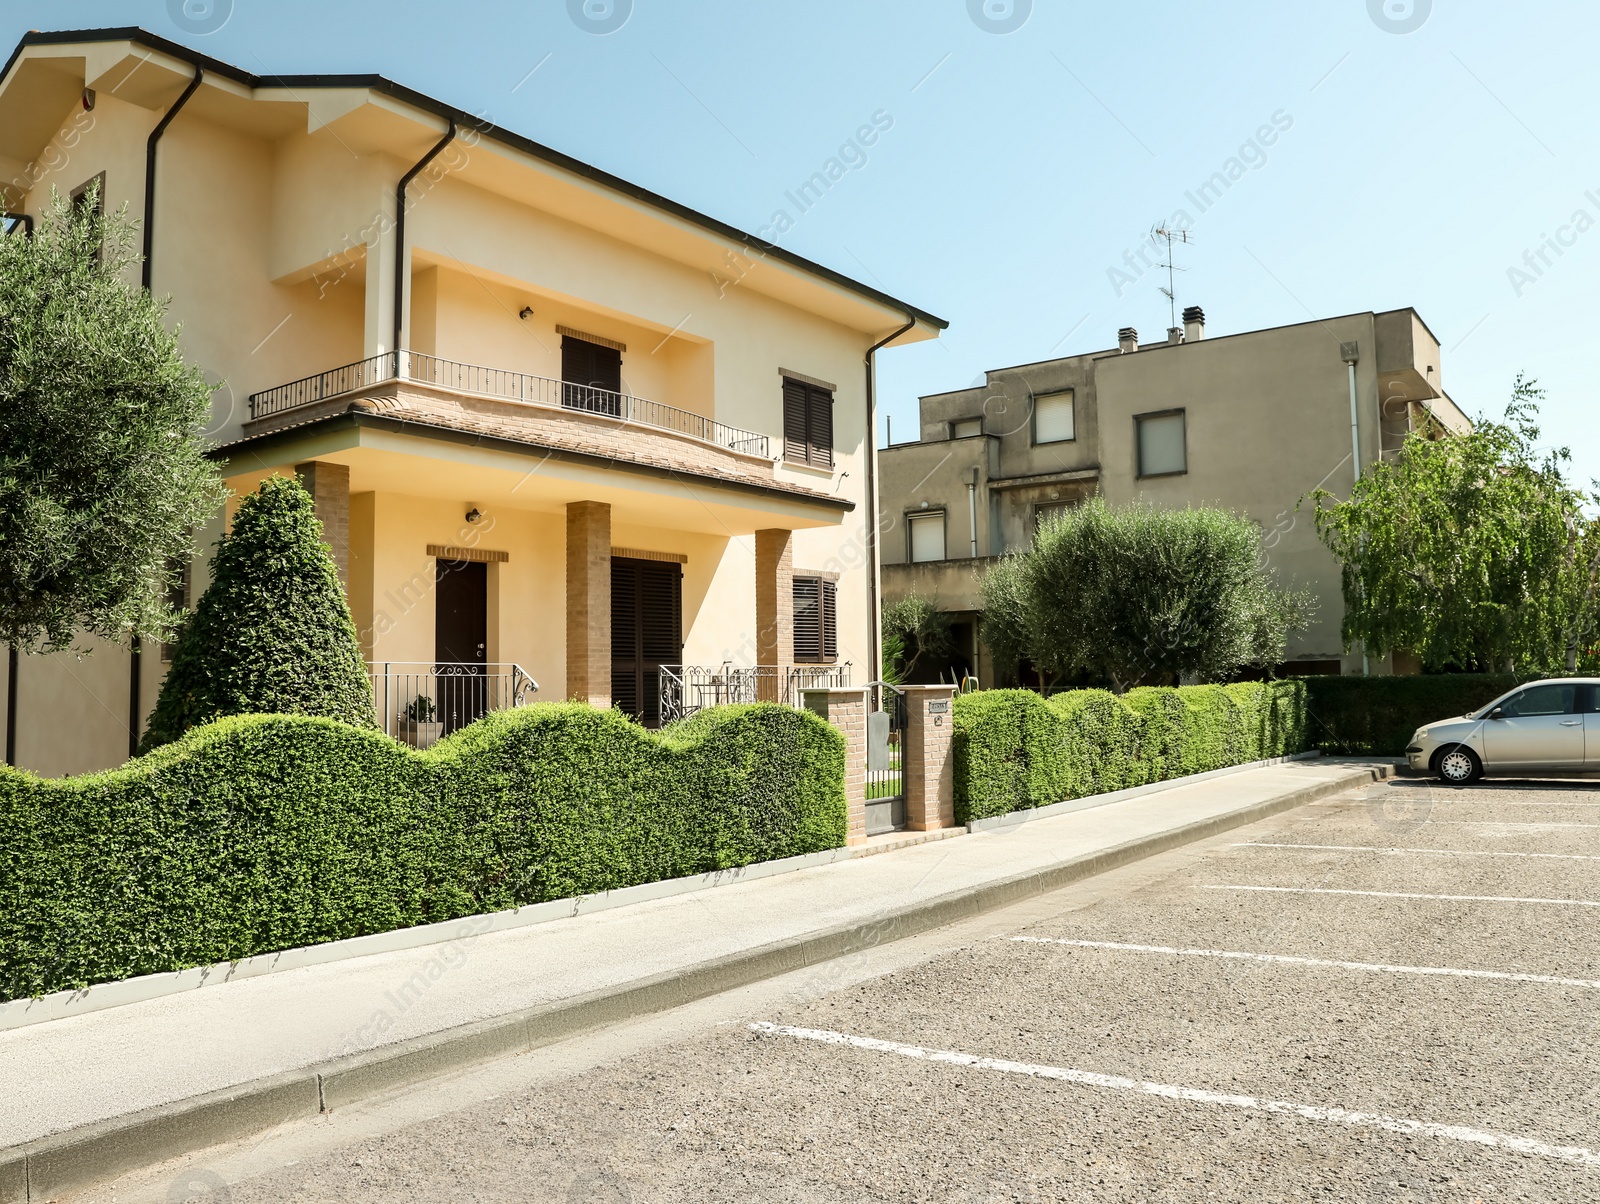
[880,306,1469,685]
[0,28,944,776]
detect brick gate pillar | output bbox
[902,685,957,831]
[566,500,611,707]
[802,686,869,847]
[295,461,351,589]
[754,529,793,702]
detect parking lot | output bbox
[131,775,1600,1203]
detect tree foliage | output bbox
[1311,378,1600,674]
[0,186,222,650]
[140,475,376,751]
[980,498,1311,692]
[882,592,956,683]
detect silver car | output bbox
[1407,678,1599,784]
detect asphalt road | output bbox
[94,776,1600,1202]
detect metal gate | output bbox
[864,682,907,835]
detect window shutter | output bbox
[820,580,837,661]
[639,561,682,661]
[793,576,821,663]
[806,385,833,468]
[783,378,810,463]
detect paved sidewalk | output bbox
[0,757,1391,1201]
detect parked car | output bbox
[1407,679,1599,784]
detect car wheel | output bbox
[1434,744,1482,785]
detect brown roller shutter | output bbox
[821,579,837,661]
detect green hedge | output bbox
[1302,673,1522,755]
[953,681,1307,824]
[0,702,844,1002]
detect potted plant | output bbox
[397,693,443,748]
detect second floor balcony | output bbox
[247,350,771,460]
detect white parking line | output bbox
[1205,884,1600,908]
[748,1022,1600,1168]
[1315,798,1600,808]
[1236,841,1600,862]
[1008,937,1600,990]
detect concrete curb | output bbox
[0,760,1390,1203]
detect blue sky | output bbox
[6,1,1597,482]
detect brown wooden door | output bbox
[435,559,487,733]
[610,556,681,727]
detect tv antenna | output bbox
[1150,224,1191,330]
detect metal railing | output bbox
[248,350,770,457]
[659,662,852,723]
[371,661,539,749]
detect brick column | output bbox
[902,685,957,831]
[755,529,793,701]
[566,501,611,707]
[803,686,869,847]
[295,461,351,588]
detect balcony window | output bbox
[793,576,837,663]
[1032,391,1075,444]
[783,377,834,468]
[951,418,982,439]
[908,511,946,563]
[1136,409,1187,478]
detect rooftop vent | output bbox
[1117,327,1138,354]
[1182,305,1205,342]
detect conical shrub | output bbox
[140,475,376,752]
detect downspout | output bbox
[864,314,917,682]
[392,120,457,365]
[131,63,203,758]
[967,466,979,559]
[5,645,15,766]
[1342,341,1370,677]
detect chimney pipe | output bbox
[1117,326,1138,354]
[1167,327,1183,345]
[1182,305,1205,342]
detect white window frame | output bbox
[1032,390,1075,445]
[1135,408,1187,478]
[907,511,947,564]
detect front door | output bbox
[1482,682,1584,769]
[561,335,623,417]
[435,559,488,734]
[611,556,681,727]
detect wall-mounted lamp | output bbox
[518,306,534,320]
[465,507,482,524]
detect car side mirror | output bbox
[1488,708,1504,720]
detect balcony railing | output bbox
[249,350,770,458]
[371,661,539,749]
[659,662,852,724]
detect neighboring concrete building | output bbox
[0,28,944,776]
[880,306,1469,686]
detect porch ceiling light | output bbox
[465,507,482,524]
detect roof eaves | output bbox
[5,28,947,332]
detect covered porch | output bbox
[216,385,855,739]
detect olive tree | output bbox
[0,185,222,650]
[1312,377,1600,674]
[882,593,956,684]
[980,498,1311,692]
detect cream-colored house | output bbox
[880,306,1470,685]
[0,28,944,776]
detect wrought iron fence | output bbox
[864,681,907,835]
[248,351,400,420]
[659,662,852,723]
[370,661,539,749]
[247,349,769,457]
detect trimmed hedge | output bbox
[953,681,1307,824]
[0,702,844,1002]
[1302,673,1523,755]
